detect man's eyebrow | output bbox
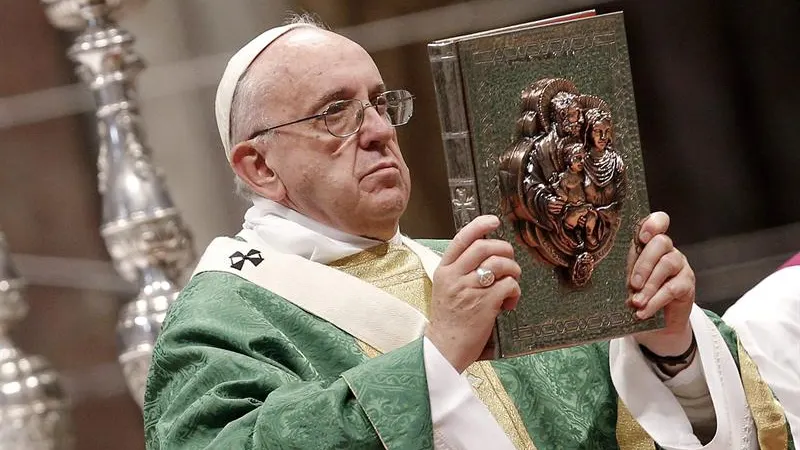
[310,83,387,113]
[370,83,387,96]
[310,88,351,114]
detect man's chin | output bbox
[365,190,408,218]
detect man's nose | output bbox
[358,106,393,150]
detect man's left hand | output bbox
[626,211,696,358]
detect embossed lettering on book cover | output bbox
[428,12,665,358]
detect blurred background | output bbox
[0,0,798,447]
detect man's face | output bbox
[557,102,583,138]
[248,29,411,239]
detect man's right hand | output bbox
[425,215,522,373]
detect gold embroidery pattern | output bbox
[737,339,790,449]
[331,243,537,449]
[329,243,431,315]
[615,398,655,450]
[469,361,537,449]
[615,338,792,450]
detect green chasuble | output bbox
[144,239,793,450]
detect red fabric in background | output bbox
[779,253,800,270]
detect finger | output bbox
[485,276,521,311]
[501,292,520,311]
[639,211,670,245]
[635,264,695,320]
[478,340,496,361]
[629,234,674,291]
[472,256,521,288]
[454,239,515,274]
[441,215,501,266]
[630,250,685,309]
[625,212,671,278]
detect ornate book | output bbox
[428,11,665,358]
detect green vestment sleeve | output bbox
[143,272,433,450]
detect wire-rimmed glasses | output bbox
[247,89,415,140]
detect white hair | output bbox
[229,13,329,200]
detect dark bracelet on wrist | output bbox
[639,333,697,367]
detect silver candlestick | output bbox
[41,0,195,408]
[0,231,73,449]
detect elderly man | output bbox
[144,17,793,450]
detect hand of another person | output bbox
[547,197,566,215]
[426,215,521,373]
[627,212,696,361]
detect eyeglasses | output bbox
[247,89,415,140]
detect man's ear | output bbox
[230,141,286,201]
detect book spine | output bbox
[427,40,480,232]
[429,40,502,359]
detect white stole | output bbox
[191,229,437,354]
[610,306,758,449]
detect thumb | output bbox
[625,215,649,282]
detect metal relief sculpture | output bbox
[430,12,658,357]
[41,0,195,408]
[451,186,478,230]
[499,78,626,287]
[0,231,73,449]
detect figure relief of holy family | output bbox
[499,78,627,287]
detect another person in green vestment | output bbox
[144,15,794,450]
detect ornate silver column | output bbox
[0,232,73,449]
[41,0,195,408]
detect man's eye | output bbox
[326,101,349,115]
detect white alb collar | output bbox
[242,196,402,264]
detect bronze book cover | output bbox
[427,11,665,358]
